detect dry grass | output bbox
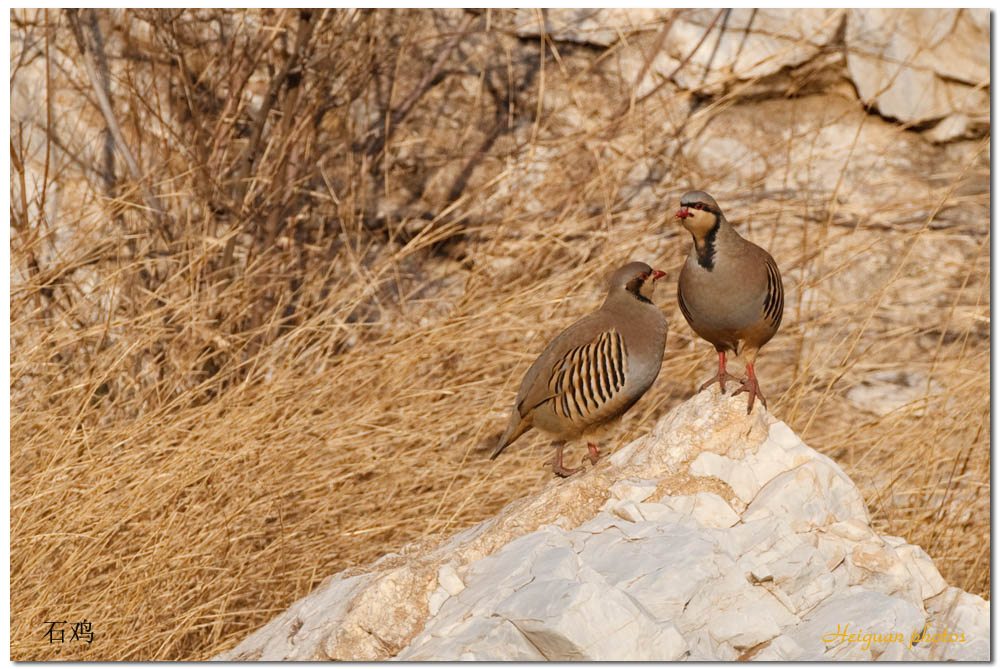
[10,9,989,660]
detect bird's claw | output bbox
[544,457,580,478]
[544,444,580,477]
[731,376,767,414]
[699,371,742,394]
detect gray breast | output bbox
[682,256,767,330]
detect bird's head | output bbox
[675,190,722,237]
[613,261,667,304]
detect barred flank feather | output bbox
[763,256,784,330]
[547,330,627,421]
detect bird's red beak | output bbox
[651,269,667,281]
[675,207,692,219]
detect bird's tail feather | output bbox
[489,413,530,460]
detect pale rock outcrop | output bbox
[845,9,989,141]
[216,390,989,661]
[512,8,989,142]
[514,8,842,94]
[846,370,944,417]
[652,9,843,93]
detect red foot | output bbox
[544,443,580,477]
[700,350,741,394]
[699,370,743,394]
[732,363,768,414]
[586,442,601,466]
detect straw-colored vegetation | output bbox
[11,9,988,660]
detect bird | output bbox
[490,261,669,477]
[674,190,784,414]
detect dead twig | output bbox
[365,11,477,165]
[65,8,171,241]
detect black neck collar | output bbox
[694,216,720,270]
[625,278,654,304]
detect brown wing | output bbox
[544,329,628,424]
[676,277,694,328]
[492,320,628,460]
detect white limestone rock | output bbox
[495,579,688,661]
[514,9,842,94]
[896,543,947,601]
[681,567,799,659]
[743,457,869,531]
[670,9,843,90]
[663,492,740,529]
[400,616,544,661]
[751,634,807,661]
[845,9,989,140]
[826,518,878,542]
[607,477,658,504]
[512,8,663,47]
[784,589,927,661]
[843,539,923,607]
[922,587,991,661]
[815,532,848,571]
[436,562,465,596]
[217,391,988,661]
[513,9,988,143]
[689,451,761,504]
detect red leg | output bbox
[731,362,768,414]
[586,442,601,466]
[544,442,580,477]
[699,350,742,393]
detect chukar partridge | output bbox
[491,262,668,477]
[675,190,783,414]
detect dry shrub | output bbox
[10,8,989,660]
